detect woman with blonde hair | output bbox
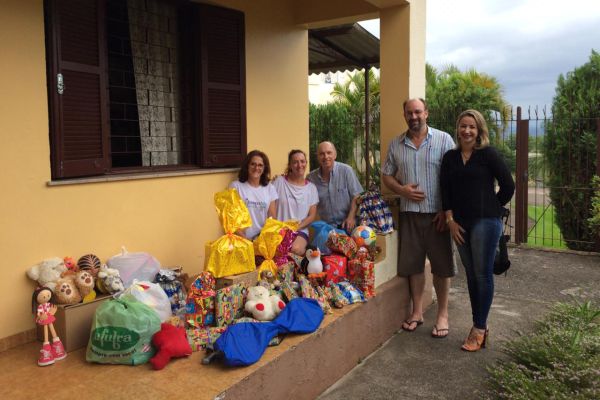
[440,109,514,351]
[273,149,319,255]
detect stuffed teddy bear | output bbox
[244,286,285,321]
[149,322,192,370]
[55,270,96,305]
[27,257,67,292]
[96,264,125,294]
[74,270,96,302]
[258,270,281,291]
[55,276,82,305]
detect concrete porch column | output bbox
[379,1,426,170]
[379,1,433,312]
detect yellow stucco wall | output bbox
[379,0,426,194]
[0,0,426,343]
[0,0,308,340]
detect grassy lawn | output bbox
[527,204,567,249]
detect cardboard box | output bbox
[374,230,398,288]
[215,269,259,290]
[37,294,112,352]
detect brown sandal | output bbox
[461,328,488,351]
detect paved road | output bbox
[318,247,600,400]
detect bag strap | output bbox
[500,207,511,236]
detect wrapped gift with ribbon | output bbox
[205,189,256,278]
[259,218,300,266]
[254,230,283,279]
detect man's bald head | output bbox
[317,141,337,172]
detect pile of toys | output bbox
[25,188,381,369]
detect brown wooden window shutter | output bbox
[196,4,246,167]
[46,0,110,178]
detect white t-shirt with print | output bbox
[229,180,279,239]
[273,176,319,234]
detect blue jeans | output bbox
[455,217,502,330]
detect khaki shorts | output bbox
[398,212,455,278]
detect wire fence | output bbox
[310,106,600,252]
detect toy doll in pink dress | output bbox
[32,287,66,366]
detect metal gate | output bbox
[512,107,600,251]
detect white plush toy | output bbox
[26,257,67,291]
[96,264,125,294]
[244,286,285,321]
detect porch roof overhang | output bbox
[308,22,380,75]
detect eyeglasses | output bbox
[249,162,264,168]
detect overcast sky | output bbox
[359,0,600,109]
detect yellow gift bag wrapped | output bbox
[254,229,283,278]
[260,218,299,237]
[204,189,255,278]
[259,218,300,267]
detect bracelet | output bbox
[446,217,454,224]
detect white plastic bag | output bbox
[107,246,161,288]
[119,280,172,322]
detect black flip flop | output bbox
[402,319,424,332]
[431,325,449,338]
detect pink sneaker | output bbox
[51,339,67,361]
[38,343,55,366]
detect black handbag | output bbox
[493,207,511,275]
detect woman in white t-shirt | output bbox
[229,150,278,240]
[273,149,319,255]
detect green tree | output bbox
[309,102,355,172]
[425,64,514,170]
[329,69,381,186]
[545,50,600,251]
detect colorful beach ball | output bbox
[351,225,376,247]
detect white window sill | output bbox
[46,167,239,186]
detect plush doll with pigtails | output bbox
[32,287,67,366]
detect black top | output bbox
[440,146,515,219]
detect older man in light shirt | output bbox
[307,141,363,232]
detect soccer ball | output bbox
[351,225,376,248]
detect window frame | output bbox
[45,0,247,180]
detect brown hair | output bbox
[285,149,307,176]
[32,287,57,314]
[238,150,271,186]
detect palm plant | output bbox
[330,69,381,186]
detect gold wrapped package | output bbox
[259,218,299,237]
[205,189,255,278]
[260,218,300,267]
[254,229,283,278]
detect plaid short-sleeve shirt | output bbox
[382,127,454,213]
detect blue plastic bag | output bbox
[310,221,345,255]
